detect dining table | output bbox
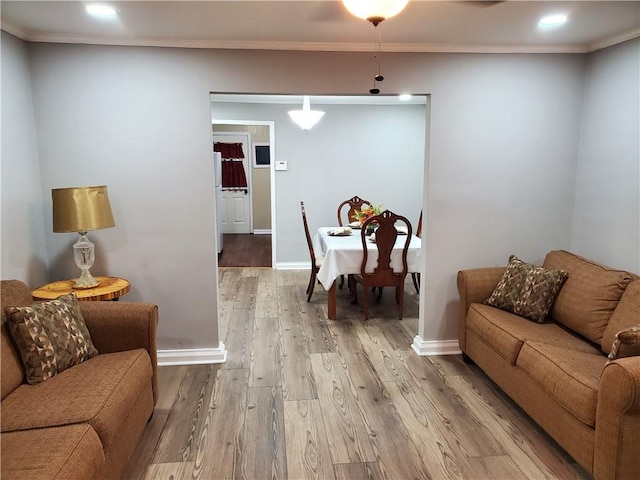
[312,226,422,320]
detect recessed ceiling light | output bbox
[86,4,117,19]
[399,94,412,101]
[538,14,567,28]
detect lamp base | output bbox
[74,268,99,289]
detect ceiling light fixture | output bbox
[288,96,325,132]
[86,4,117,19]
[342,0,410,26]
[538,14,567,28]
[399,94,412,101]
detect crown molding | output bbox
[3,26,638,55]
[586,27,640,53]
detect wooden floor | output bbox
[124,268,590,480]
[218,234,271,267]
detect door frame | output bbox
[212,119,276,268]
[213,131,253,234]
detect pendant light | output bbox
[288,96,325,132]
[342,0,409,26]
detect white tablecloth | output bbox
[312,227,422,290]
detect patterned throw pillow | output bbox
[4,293,98,384]
[608,324,640,361]
[484,255,568,323]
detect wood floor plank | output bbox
[369,317,415,352]
[155,365,187,412]
[384,381,466,480]
[325,319,366,365]
[284,399,336,480]
[218,268,243,302]
[122,412,170,480]
[333,461,385,480]
[152,365,217,463]
[280,322,317,400]
[343,361,432,480]
[143,461,195,480]
[351,320,405,382]
[249,315,281,387]
[192,368,248,480]
[256,279,277,317]
[218,234,271,268]
[445,374,575,479]
[310,353,376,464]
[234,275,257,310]
[301,306,337,354]
[464,456,526,479]
[240,386,287,480]
[465,367,591,478]
[223,307,253,370]
[394,350,507,458]
[277,285,301,324]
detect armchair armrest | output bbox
[80,301,159,405]
[456,267,505,352]
[594,357,640,480]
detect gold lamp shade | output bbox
[52,186,115,233]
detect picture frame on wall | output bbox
[253,143,271,168]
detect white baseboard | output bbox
[158,343,227,366]
[411,336,461,356]
[252,229,272,235]
[276,261,310,270]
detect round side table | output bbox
[32,277,130,302]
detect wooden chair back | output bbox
[301,201,317,269]
[360,210,413,286]
[337,196,371,226]
[416,210,422,238]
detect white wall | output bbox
[571,38,640,273]
[1,32,48,286]
[9,40,631,354]
[212,101,426,265]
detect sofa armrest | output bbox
[594,357,640,480]
[456,267,505,352]
[80,301,159,405]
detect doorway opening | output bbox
[212,120,276,268]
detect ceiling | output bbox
[1,1,639,54]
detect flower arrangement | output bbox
[354,203,384,226]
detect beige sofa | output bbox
[457,250,639,480]
[1,280,158,480]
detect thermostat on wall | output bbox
[275,160,288,171]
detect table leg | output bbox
[328,282,337,320]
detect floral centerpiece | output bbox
[354,203,384,234]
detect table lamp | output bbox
[52,186,115,288]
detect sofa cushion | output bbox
[0,424,104,480]
[485,255,567,323]
[516,341,607,427]
[1,349,152,454]
[467,303,601,365]
[1,280,35,400]
[543,250,634,344]
[601,280,640,354]
[4,293,98,384]
[608,324,640,361]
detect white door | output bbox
[213,132,252,234]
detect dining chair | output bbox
[349,210,413,320]
[337,195,372,226]
[337,195,371,289]
[300,201,323,302]
[411,210,422,293]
